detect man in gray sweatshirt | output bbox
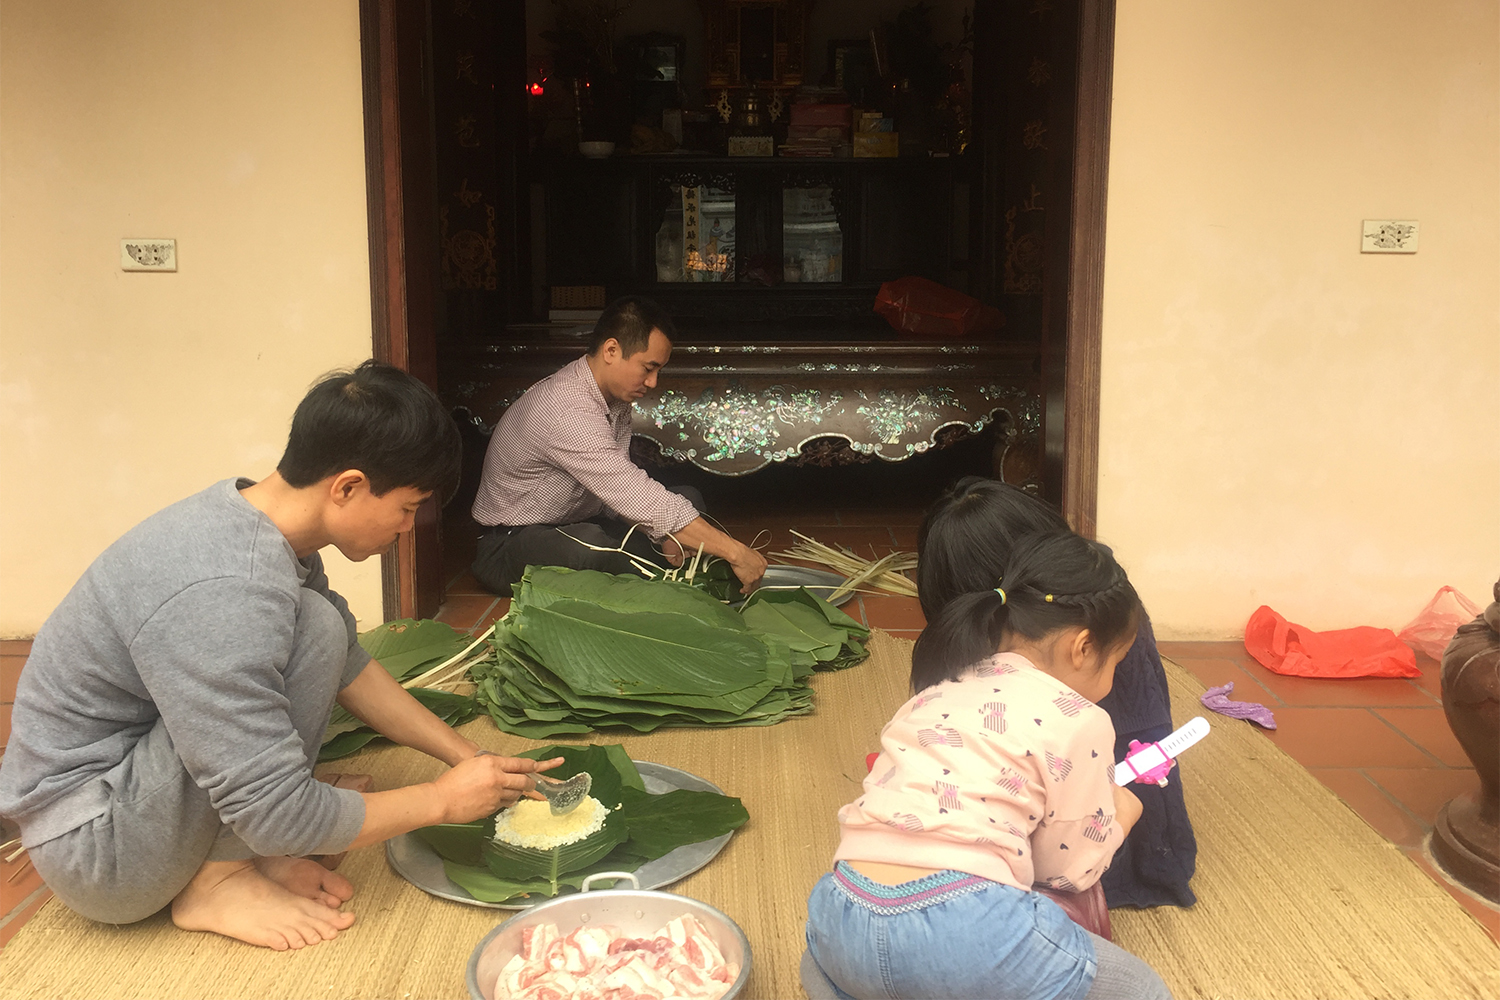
[0,361,559,951]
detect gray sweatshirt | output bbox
[0,479,369,855]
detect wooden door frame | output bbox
[360,0,444,621]
[358,0,1117,614]
[1058,0,1115,539]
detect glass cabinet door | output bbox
[656,185,736,282]
[782,186,842,283]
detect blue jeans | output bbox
[804,863,1097,1000]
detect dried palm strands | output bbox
[772,530,919,600]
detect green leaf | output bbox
[413,822,486,866]
[618,787,749,859]
[358,618,472,682]
[518,567,746,631]
[317,730,379,761]
[483,810,628,890]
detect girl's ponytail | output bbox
[910,529,1141,690]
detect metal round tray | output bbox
[739,565,852,607]
[386,761,735,909]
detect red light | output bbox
[528,82,544,95]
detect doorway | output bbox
[358,0,1117,619]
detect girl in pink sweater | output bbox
[802,528,1173,1000]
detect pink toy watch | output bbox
[1113,716,1211,787]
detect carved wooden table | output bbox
[442,337,1044,487]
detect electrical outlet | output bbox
[121,238,177,271]
[1361,220,1418,254]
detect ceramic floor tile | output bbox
[858,595,927,631]
[0,641,33,658]
[0,888,52,952]
[473,599,512,633]
[0,853,42,912]
[1309,768,1426,848]
[0,655,24,703]
[1409,652,1444,700]
[1165,657,1284,706]
[833,508,925,527]
[888,525,920,549]
[1365,767,1482,826]
[1156,641,1245,660]
[1235,661,1436,709]
[434,596,501,631]
[1403,847,1500,942]
[1261,708,1438,769]
[1373,707,1473,768]
[444,569,491,597]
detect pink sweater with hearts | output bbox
[834,653,1125,891]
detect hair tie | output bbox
[994,587,1007,604]
[1045,594,1055,603]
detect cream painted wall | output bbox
[0,1,383,636]
[1099,0,1500,638]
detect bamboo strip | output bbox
[772,530,919,597]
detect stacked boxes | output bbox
[782,101,851,157]
[854,111,898,158]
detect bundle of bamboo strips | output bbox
[772,530,919,599]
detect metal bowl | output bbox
[467,872,752,1000]
[737,565,853,608]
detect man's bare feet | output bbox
[171,859,356,950]
[254,855,355,909]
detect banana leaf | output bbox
[507,602,773,706]
[518,567,746,631]
[318,687,479,760]
[415,743,745,904]
[358,618,474,681]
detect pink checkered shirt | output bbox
[470,356,699,540]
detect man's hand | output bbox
[432,754,565,824]
[661,535,686,567]
[729,544,768,590]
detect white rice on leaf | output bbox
[491,795,609,849]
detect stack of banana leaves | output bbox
[472,566,870,739]
[415,743,749,904]
[321,618,484,760]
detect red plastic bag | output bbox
[1397,586,1483,661]
[873,277,1004,338]
[1244,605,1419,679]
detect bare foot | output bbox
[171,859,356,950]
[255,855,355,909]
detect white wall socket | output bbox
[1361,220,1418,254]
[121,238,177,271]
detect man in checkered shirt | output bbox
[470,296,768,596]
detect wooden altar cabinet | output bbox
[443,338,1044,487]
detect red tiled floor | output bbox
[857,594,927,631]
[434,595,502,631]
[1,654,22,703]
[1409,652,1444,700]
[0,640,34,657]
[1309,768,1427,848]
[1237,660,1437,709]
[0,888,52,951]
[1261,707,1439,769]
[1167,656,1283,706]
[0,852,43,913]
[1374,707,1472,767]
[473,598,512,633]
[832,508,925,527]
[1364,767,1483,827]
[444,569,490,597]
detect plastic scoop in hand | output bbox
[1113,716,1210,787]
[535,772,592,815]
